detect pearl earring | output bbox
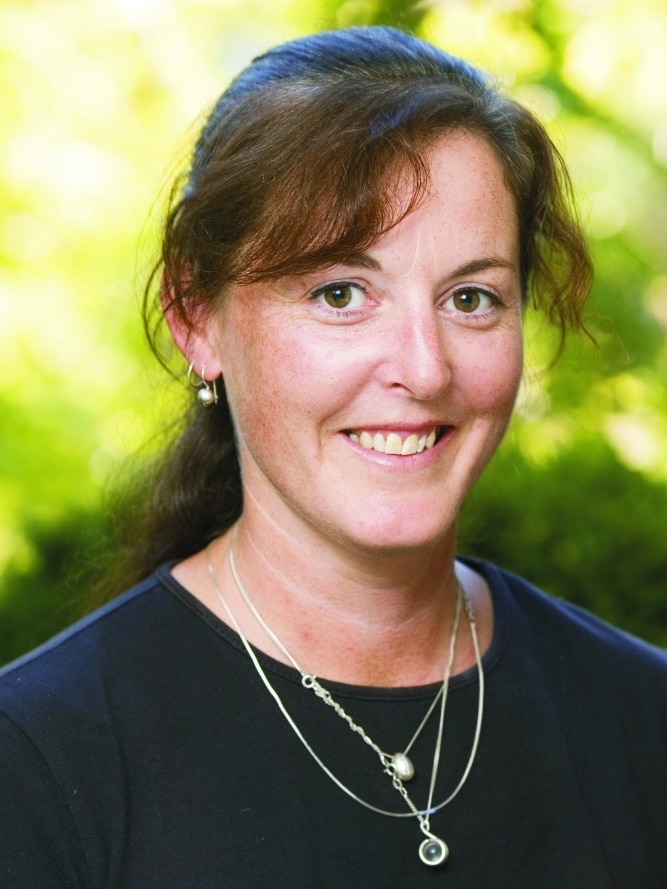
[187,362,219,407]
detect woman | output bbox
[1,25,665,888]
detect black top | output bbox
[1,560,666,888]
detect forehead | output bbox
[408,131,514,211]
[371,132,519,260]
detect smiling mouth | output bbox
[347,427,444,456]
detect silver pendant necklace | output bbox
[240,530,449,784]
[206,534,485,868]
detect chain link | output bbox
[303,674,388,759]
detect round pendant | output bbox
[419,836,449,867]
[391,752,415,781]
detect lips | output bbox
[347,427,442,455]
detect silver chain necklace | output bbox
[206,536,485,868]
[241,526,450,784]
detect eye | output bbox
[311,281,367,310]
[449,287,498,314]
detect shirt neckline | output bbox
[157,556,509,701]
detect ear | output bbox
[161,277,224,380]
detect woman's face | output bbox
[201,132,524,555]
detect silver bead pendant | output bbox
[391,752,415,782]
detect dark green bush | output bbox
[460,439,667,646]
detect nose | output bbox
[384,304,451,400]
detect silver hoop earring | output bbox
[187,362,219,407]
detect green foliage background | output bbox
[1,0,666,665]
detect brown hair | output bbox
[113,26,592,591]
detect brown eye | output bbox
[323,285,353,308]
[452,288,482,313]
[450,287,499,315]
[312,282,365,310]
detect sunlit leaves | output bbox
[1,0,665,661]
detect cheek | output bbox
[223,324,311,448]
[469,335,523,416]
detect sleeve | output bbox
[0,711,90,888]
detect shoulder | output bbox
[475,558,667,689]
[0,569,177,729]
[471,559,667,794]
[0,565,232,885]
[0,571,178,887]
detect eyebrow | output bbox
[339,251,382,272]
[448,257,517,277]
[340,253,517,277]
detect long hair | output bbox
[107,26,592,593]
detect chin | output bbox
[333,510,457,556]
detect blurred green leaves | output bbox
[1,0,665,665]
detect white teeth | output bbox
[385,433,403,455]
[359,431,373,449]
[351,429,439,455]
[401,434,419,455]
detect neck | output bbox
[205,504,476,687]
